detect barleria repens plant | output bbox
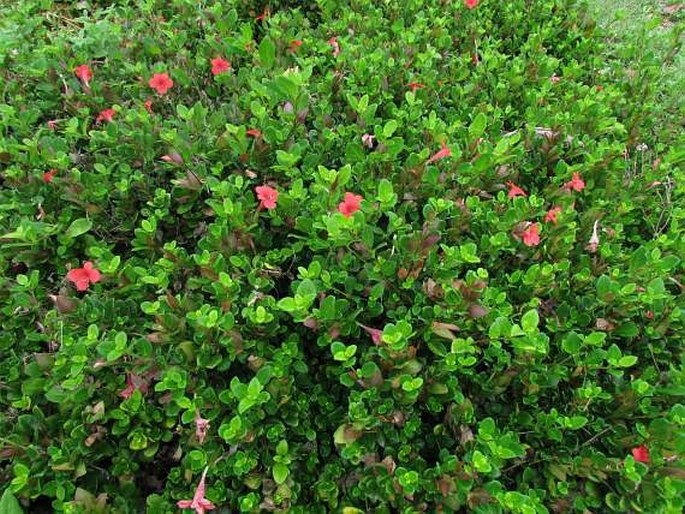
[0,0,683,512]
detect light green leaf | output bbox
[521,309,539,334]
[469,112,488,139]
[383,120,398,138]
[259,37,276,68]
[0,488,24,514]
[65,218,92,239]
[273,463,289,484]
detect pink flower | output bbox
[522,223,540,247]
[563,172,585,192]
[210,57,231,75]
[195,410,210,444]
[144,99,153,113]
[632,445,650,464]
[361,133,375,148]
[177,468,215,514]
[329,37,341,57]
[338,192,363,218]
[66,261,102,291]
[96,108,115,123]
[119,373,149,399]
[544,206,562,225]
[550,74,561,84]
[149,72,174,95]
[465,0,479,8]
[47,120,59,130]
[43,169,57,184]
[256,185,279,209]
[507,181,527,198]
[161,151,183,165]
[360,325,383,345]
[407,82,426,92]
[427,141,452,164]
[74,64,92,87]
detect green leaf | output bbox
[273,463,289,484]
[618,355,638,368]
[521,309,539,334]
[259,37,276,68]
[382,120,398,138]
[472,450,492,473]
[377,179,396,206]
[0,488,23,514]
[64,218,92,239]
[469,112,487,139]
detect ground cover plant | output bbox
[1,0,684,512]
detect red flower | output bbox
[645,310,654,320]
[465,0,479,8]
[427,141,452,164]
[195,410,210,444]
[144,99,153,113]
[96,108,116,123]
[632,445,650,464]
[74,64,92,87]
[329,37,341,57]
[407,82,425,92]
[563,172,585,192]
[256,185,279,209]
[43,169,57,184]
[507,181,527,198]
[544,206,562,224]
[210,57,231,75]
[338,192,363,218]
[149,72,174,95]
[66,261,102,291]
[290,40,303,53]
[522,223,540,247]
[177,468,215,514]
[246,128,262,138]
[256,8,270,22]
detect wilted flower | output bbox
[563,172,585,192]
[507,181,527,198]
[177,467,215,514]
[195,410,210,444]
[427,141,452,164]
[96,108,115,123]
[522,223,540,247]
[361,133,375,148]
[74,64,93,87]
[544,206,562,224]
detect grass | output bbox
[591,0,684,141]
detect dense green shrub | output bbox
[1,0,684,512]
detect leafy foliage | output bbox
[1,0,684,512]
